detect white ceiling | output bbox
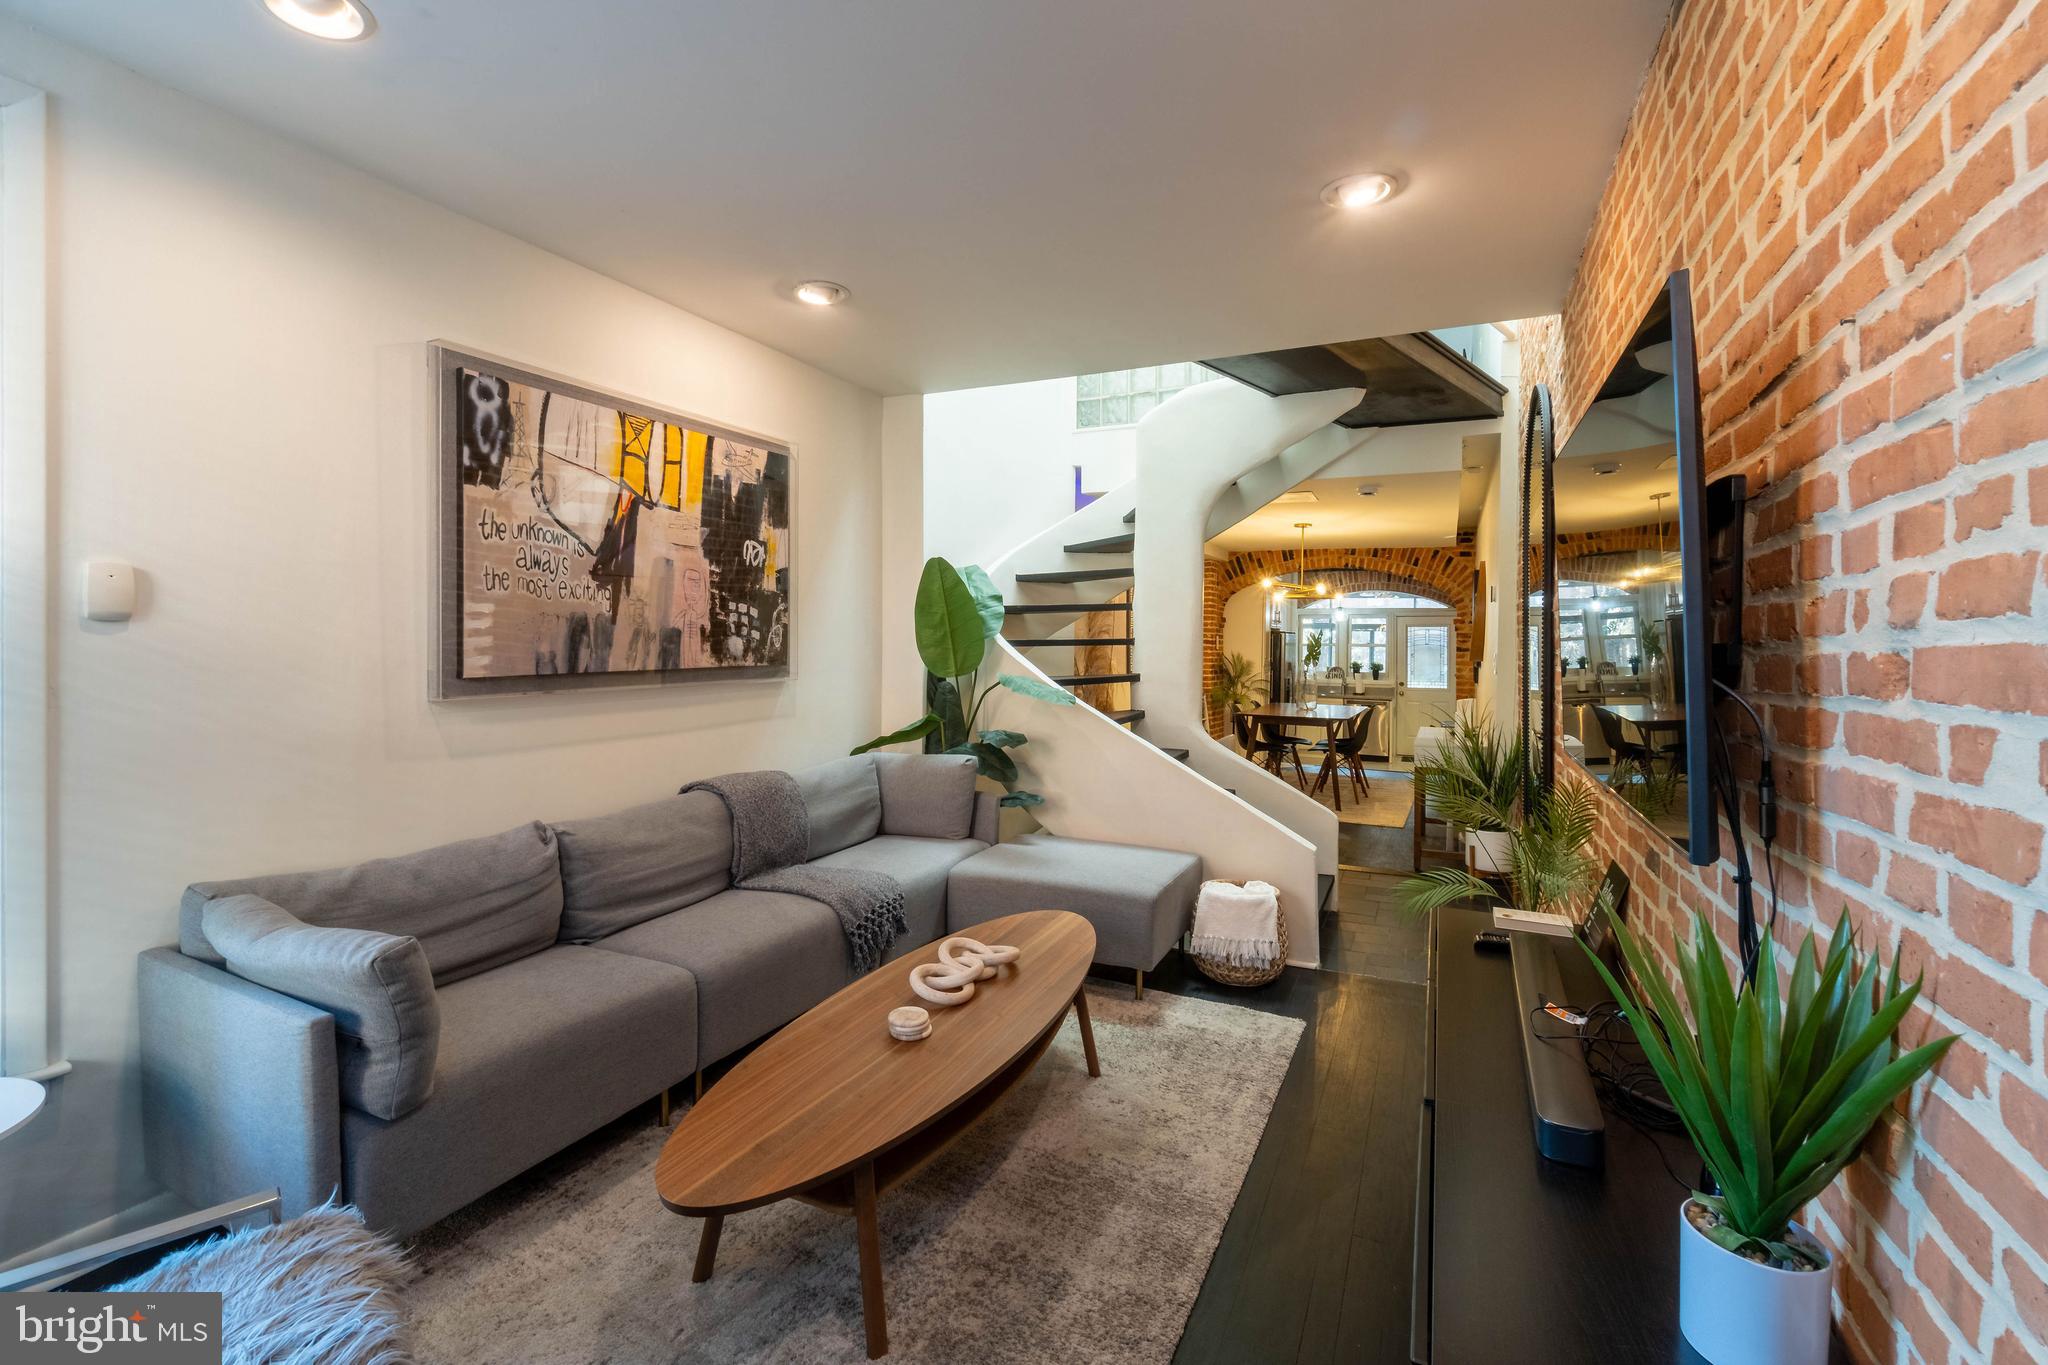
[0,0,1669,394]
[1555,440,1680,534]
[1207,472,1464,551]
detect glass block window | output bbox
[1076,363,1215,428]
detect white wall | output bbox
[1472,335,1525,731]
[0,19,883,1261]
[922,378,1136,569]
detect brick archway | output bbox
[1202,543,1478,734]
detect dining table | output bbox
[1593,701,1687,770]
[1240,701,1370,809]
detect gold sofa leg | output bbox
[1135,969,1145,1001]
[658,1088,671,1126]
[695,1068,705,1101]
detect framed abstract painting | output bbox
[433,346,793,698]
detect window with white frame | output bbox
[1075,363,1214,429]
[1347,622,1388,677]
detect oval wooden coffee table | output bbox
[655,910,1102,1359]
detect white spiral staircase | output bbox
[969,381,1377,968]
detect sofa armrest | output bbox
[138,947,342,1220]
[971,790,1001,846]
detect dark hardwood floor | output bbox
[1319,869,1427,983]
[1106,893,1429,1365]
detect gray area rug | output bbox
[406,985,1304,1364]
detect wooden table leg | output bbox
[692,1214,723,1283]
[1072,987,1101,1077]
[1313,746,1341,809]
[853,1163,888,1359]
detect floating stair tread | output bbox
[1007,636,1135,647]
[1123,508,1137,524]
[1105,708,1146,725]
[1014,567,1135,584]
[1051,672,1140,687]
[1004,602,1132,615]
[1062,533,1135,554]
[1160,747,1191,763]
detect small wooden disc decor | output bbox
[1187,881,1290,989]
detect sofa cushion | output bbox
[339,944,697,1237]
[792,755,883,858]
[182,822,563,986]
[810,835,987,957]
[872,752,978,840]
[590,888,850,1065]
[202,894,439,1121]
[552,792,733,943]
[947,832,1202,972]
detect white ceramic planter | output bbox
[1465,828,1512,876]
[1678,1199,1834,1365]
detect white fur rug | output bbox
[112,1202,409,1365]
[406,986,1303,1364]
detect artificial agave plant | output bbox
[1585,907,1954,1270]
[854,557,1076,807]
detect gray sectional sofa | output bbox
[139,752,1202,1238]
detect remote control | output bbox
[1473,929,1511,953]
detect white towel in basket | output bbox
[1190,879,1281,968]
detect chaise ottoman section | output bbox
[946,833,1201,994]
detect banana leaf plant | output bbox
[1585,906,1954,1270]
[853,557,1077,807]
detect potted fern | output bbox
[1397,775,1600,918]
[1208,652,1267,739]
[1586,908,1953,1364]
[1410,716,1526,877]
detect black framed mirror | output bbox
[1518,384,1556,806]
[1553,270,1719,860]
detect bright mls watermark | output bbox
[3,1294,220,1362]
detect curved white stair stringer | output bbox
[1131,384,1384,893]
[973,383,1362,967]
[1179,417,1392,854]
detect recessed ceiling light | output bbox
[1356,484,1380,497]
[261,0,376,40]
[1591,462,1623,476]
[794,280,849,307]
[1320,173,1398,210]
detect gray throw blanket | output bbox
[681,770,907,975]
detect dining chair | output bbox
[1592,706,1652,769]
[1330,708,1373,799]
[1259,718,1310,788]
[1233,711,1301,783]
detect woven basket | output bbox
[1187,879,1290,988]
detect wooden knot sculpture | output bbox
[907,936,1022,1007]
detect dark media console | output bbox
[1412,907,1848,1363]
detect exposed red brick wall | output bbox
[1522,1,2048,1358]
[1201,558,1228,736]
